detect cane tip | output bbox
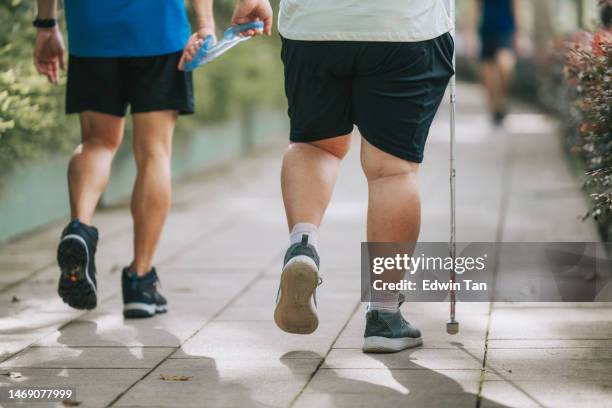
[446,320,460,335]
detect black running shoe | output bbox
[122,267,168,318]
[274,235,321,334]
[57,219,99,310]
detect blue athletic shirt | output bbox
[64,0,191,57]
[479,0,516,35]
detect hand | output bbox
[514,31,531,57]
[231,0,273,36]
[34,28,65,85]
[178,26,216,71]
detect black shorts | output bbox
[480,32,514,60]
[66,51,194,117]
[280,33,454,163]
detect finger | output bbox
[263,16,273,36]
[59,49,66,70]
[177,56,185,71]
[51,62,59,84]
[34,59,46,75]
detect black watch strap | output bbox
[33,18,57,28]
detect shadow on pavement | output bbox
[281,350,515,408]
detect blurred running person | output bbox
[468,0,522,125]
[272,0,454,353]
[33,0,271,317]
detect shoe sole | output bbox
[362,336,423,353]
[123,303,168,319]
[57,235,97,310]
[274,255,319,335]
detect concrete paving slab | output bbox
[294,369,487,408]
[174,320,352,361]
[115,357,320,408]
[0,346,173,369]
[488,305,612,340]
[324,348,483,370]
[0,368,148,408]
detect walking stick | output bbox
[446,0,459,335]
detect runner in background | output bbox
[466,0,523,126]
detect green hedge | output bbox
[0,0,285,174]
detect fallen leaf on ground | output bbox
[62,400,82,406]
[159,374,193,381]
[11,296,20,303]
[0,372,22,378]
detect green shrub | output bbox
[564,29,612,239]
[0,0,76,170]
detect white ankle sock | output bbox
[290,223,319,251]
[368,292,400,312]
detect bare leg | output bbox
[361,139,421,243]
[480,62,502,115]
[130,111,177,276]
[361,138,421,297]
[495,49,517,111]
[68,111,125,225]
[281,134,352,230]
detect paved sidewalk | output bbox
[1,83,609,408]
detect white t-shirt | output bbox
[278,0,453,42]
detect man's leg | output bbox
[361,139,421,243]
[361,138,420,310]
[495,48,517,110]
[281,135,352,229]
[360,138,424,352]
[58,111,124,310]
[480,62,502,117]
[130,111,177,276]
[68,112,125,224]
[275,134,351,334]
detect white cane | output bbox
[446,0,459,335]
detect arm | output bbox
[179,0,216,71]
[34,0,65,85]
[512,0,521,34]
[464,0,481,57]
[512,0,529,55]
[191,0,215,35]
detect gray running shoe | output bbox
[274,235,321,334]
[362,309,422,353]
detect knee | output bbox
[81,117,123,153]
[308,135,352,160]
[133,141,171,168]
[361,143,419,182]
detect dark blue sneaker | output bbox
[57,219,98,310]
[122,267,167,318]
[362,309,422,353]
[274,235,321,334]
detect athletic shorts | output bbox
[280,33,454,163]
[66,51,193,117]
[480,32,515,61]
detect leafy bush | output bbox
[564,29,612,238]
[0,0,76,170]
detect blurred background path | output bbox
[1,83,610,408]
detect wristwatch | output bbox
[32,18,57,28]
